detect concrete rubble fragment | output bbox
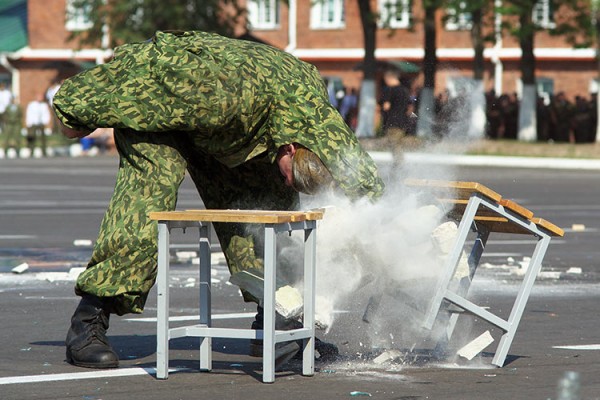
[11,263,29,274]
[373,349,403,364]
[457,330,494,360]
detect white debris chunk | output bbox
[11,263,29,274]
[572,224,586,231]
[431,221,458,254]
[431,221,469,279]
[538,271,562,280]
[373,349,403,364]
[457,330,494,360]
[275,285,303,320]
[73,239,93,247]
[566,267,582,274]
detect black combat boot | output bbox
[65,294,119,368]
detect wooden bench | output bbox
[149,209,324,383]
[404,179,564,367]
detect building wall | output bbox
[28,0,69,48]
[7,0,597,128]
[248,0,596,101]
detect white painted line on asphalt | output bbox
[553,344,600,350]
[125,312,256,323]
[487,239,566,245]
[480,253,520,257]
[0,367,187,385]
[0,235,36,239]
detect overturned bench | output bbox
[404,179,564,367]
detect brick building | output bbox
[0,0,596,119]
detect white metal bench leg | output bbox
[262,225,277,383]
[302,225,316,376]
[156,221,170,379]
[492,235,550,366]
[199,224,212,371]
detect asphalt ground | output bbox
[1,154,599,400]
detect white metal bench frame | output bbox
[150,210,322,383]
[406,180,564,367]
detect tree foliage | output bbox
[67,0,245,48]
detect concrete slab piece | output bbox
[457,330,494,361]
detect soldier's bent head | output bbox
[291,146,334,195]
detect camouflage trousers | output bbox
[76,129,299,315]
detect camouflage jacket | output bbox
[53,30,385,200]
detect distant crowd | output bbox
[329,74,599,144]
[483,90,598,143]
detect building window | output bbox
[65,0,93,31]
[311,0,345,29]
[445,1,472,31]
[247,0,280,29]
[379,0,412,29]
[532,0,555,29]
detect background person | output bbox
[26,93,51,157]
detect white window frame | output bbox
[445,1,472,31]
[65,0,93,32]
[378,0,411,29]
[533,0,555,29]
[247,0,280,30]
[310,0,345,30]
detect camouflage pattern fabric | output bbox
[53,30,385,200]
[53,30,385,314]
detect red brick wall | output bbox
[28,0,69,49]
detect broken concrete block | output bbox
[431,221,458,254]
[373,349,403,364]
[457,330,494,360]
[275,285,303,320]
[11,263,29,274]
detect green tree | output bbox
[354,0,378,138]
[67,0,245,48]
[416,0,442,138]
[445,0,492,139]
[497,0,539,141]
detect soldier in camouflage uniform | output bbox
[3,97,23,157]
[53,31,385,369]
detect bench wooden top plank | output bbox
[404,179,502,202]
[149,209,325,224]
[441,198,534,220]
[405,178,564,237]
[530,217,565,237]
[499,199,535,219]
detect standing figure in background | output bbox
[339,87,358,130]
[380,69,411,138]
[0,82,12,133]
[3,97,23,157]
[26,93,51,157]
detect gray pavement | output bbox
[1,154,600,399]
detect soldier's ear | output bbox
[288,144,297,157]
